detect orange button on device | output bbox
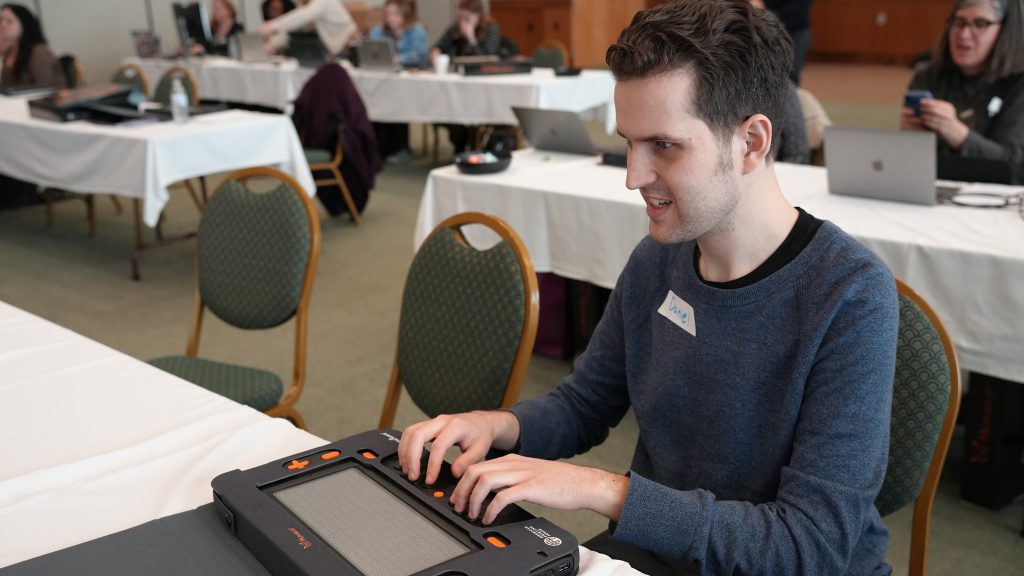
[286,459,310,470]
[360,450,377,460]
[321,451,341,460]
[485,535,508,548]
[433,491,445,498]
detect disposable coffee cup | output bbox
[434,54,451,75]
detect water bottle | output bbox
[170,77,190,124]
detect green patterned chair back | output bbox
[531,42,567,68]
[876,284,957,516]
[396,214,538,418]
[111,64,149,94]
[153,67,198,106]
[197,175,315,330]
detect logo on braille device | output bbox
[525,526,562,546]
[379,431,400,443]
[289,527,312,550]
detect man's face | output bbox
[616,68,742,245]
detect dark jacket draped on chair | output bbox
[292,64,382,216]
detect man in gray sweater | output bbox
[399,1,899,574]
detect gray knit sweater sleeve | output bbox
[511,224,898,575]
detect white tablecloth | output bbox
[416,151,1024,383]
[0,301,643,575]
[125,57,616,130]
[126,56,304,111]
[0,100,314,227]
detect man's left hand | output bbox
[450,454,629,525]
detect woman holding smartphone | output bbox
[900,0,1024,183]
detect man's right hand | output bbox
[398,410,520,485]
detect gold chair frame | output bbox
[379,212,540,428]
[894,278,962,576]
[183,167,321,428]
[306,141,362,224]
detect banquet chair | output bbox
[152,66,206,213]
[153,66,200,106]
[531,39,569,68]
[304,138,362,225]
[111,63,150,94]
[876,279,961,576]
[149,167,321,429]
[378,212,539,428]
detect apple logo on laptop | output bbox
[871,159,884,172]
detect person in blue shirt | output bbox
[398,1,899,574]
[369,0,429,164]
[369,0,428,67]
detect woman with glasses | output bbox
[900,0,1024,183]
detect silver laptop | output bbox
[512,106,596,156]
[358,38,400,71]
[824,126,939,205]
[237,32,271,63]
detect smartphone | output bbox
[904,90,933,117]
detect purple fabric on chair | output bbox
[292,63,382,216]
[533,272,570,359]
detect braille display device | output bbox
[212,429,580,576]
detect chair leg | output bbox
[183,180,204,211]
[43,190,54,229]
[329,166,361,225]
[109,195,124,214]
[432,124,441,165]
[85,195,96,238]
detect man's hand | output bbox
[398,410,520,485]
[451,455,630,525]
[259,21,275,39]
[919,98,969,150]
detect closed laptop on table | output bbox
[824,126,938,205]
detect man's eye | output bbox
[655,141,674,150]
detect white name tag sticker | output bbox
[658,290,696,337]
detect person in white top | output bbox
[259,0,356,56]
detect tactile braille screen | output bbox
[273,467,471,576]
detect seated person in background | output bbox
[749,0,809,163]
[192,0,244,56]
[262,0,296,21]
[0,3,63,88]
[432,0,501,154]
[369,0,429,164]
[398,1,899,575]
[259,0,356,57]
[900,0,1024,184]
[776,81,810,163]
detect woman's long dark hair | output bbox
[2,3,46,82]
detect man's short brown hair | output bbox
[607,0,793,155]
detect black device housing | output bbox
[211,429,580,576]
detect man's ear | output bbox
[737,114,772,174]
